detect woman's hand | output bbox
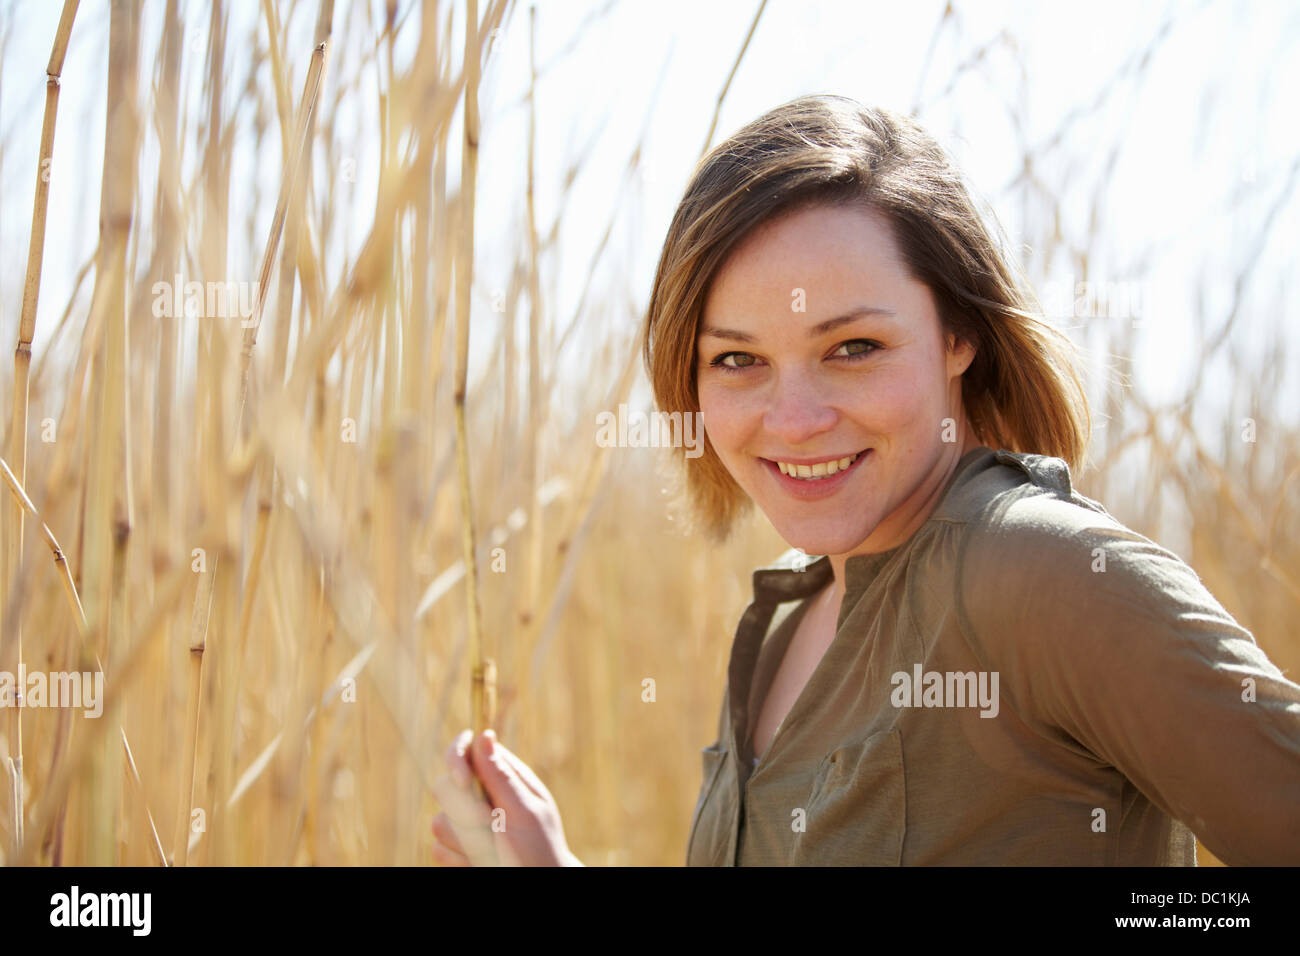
[431,728,583,867]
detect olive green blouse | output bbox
[686,446,1300,865]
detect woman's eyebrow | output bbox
[810,307,896,335]
[699,306,896,343]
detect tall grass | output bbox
[0,0,1295,867]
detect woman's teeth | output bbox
[775,452,861,480]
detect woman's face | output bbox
[696,201,978,559]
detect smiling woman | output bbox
[644,94,1090,547]
[638,95,1300,866]
[432,94,1300,869]
[695,202,980,555]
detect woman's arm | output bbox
[958,492,1300,865]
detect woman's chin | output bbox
[777,527,874,559]
[758,503,879,558]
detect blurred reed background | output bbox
[0,0,1296,866]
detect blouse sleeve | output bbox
[957,492,1300,865]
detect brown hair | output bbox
[641,94,1092,542]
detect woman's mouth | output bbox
[774,451,863,478]
[759,449,871,499]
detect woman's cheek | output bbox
[699,383,758,445]
[696,393,739,469]
[860,367,929,432]
[701,397,767,496]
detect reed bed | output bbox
[0,0,1295,867]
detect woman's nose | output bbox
[761,374,838,447]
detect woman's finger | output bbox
[488,735,551,803]
[447,729,547,804]
[467,731,537,817]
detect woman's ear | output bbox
[946,332,976,377]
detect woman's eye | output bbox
[833,339,881,359]
[709,351,758,370]
[705,340,880,372]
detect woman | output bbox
[430,95,1300,866]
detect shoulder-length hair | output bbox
[641,94,1092,542]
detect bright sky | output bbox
[2,0,1297,437]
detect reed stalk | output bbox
[78,0,139,866]
[150,0,184,575]
[172,566,210,867]
[2,0,79,863]
[453,0,496,800]
[514,3,545,748]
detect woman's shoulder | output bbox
[953,448,1247,656]
[939,446,1114,531]
[951,447,1253,658]
[948,447,1180,579]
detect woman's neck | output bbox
[824,429,983,600]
